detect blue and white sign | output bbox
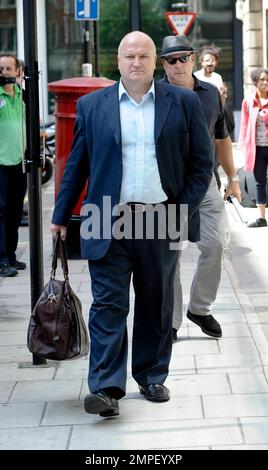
[75,0,99,21]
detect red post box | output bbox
[48,77,115,258]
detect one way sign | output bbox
[75,0,99,21]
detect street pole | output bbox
[129,0,141,31]
[83,21,91,64]
[23,0,45,365]
[93,21,100,77]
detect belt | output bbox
[126,201,166,212]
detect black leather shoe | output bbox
[0,264,18,277]
[187,310,222,338]
[139,384,170,402]
[84,391,119,417]
[10,260,26,270]
[172,328,178,343]
[247,218,267,228]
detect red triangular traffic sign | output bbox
[165,12,196,35]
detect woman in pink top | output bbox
[239,68,268,227]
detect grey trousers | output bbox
[173,176,230,330]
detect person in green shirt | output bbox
[0,53,27,277]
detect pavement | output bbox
[0,149,268,451]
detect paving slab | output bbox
[0,382,15,403]
[54,358,88,380]
[0,402,45,428]
[203,393,268,418]
[43,395,203,426]
[69,418,243,450]
[196,352,262,374]
[9,379,83,403]
[171,337,220,356]
[228,372,268,394]
[212,444,268,449]
[0,345,32,363]
[0,363,56,382]
[166,373,231,396]
[0,331,28,346]
[219,337,258,355]
[241,417,268,444]
[0,425,71,450]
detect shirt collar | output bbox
[252,91,268,108]
[192,74,209,91]
[118,79,155,102]
[163,73,207,92]
[0,83,21,97]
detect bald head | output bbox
[117,31,157,97]
[118,31,156,56]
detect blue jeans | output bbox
[0,163,27,266]
[253,146,268,205]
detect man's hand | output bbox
[50,223,67,240]
[224,181,241,203]
[215,136,242,203]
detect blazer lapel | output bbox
[101,81,172,147]
[154,81,172,143]
[101,82,121,147]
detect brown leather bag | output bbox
[27,233,89,360]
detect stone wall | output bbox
[237,0,265,96]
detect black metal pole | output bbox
[83,21,90,64]
[232,1,243,110]
[93,21,100,77]
[129,0,141,31]
[23,0,45,365]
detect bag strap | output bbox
[51,233,69,279]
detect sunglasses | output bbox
[164,54,193,65]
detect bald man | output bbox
[51,32,213,417]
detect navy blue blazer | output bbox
[52,80,213,259]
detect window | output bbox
[0,25,16,52]
[204,0,232,10]
[0,0,16,8]
[48,21,59,48]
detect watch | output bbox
[227,175,240,182]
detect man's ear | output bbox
[191,54,196,66]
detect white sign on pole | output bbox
[75,0,99,21]
[164,12,196,35]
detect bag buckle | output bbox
[48,293,57,303]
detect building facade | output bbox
[236,0,268,97]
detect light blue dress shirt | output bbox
[118,80,167,204]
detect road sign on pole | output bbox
[165,12,196,35]
[75,0,99,21]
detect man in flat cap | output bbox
[160,35,241,341]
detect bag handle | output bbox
[51,232,69,279]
